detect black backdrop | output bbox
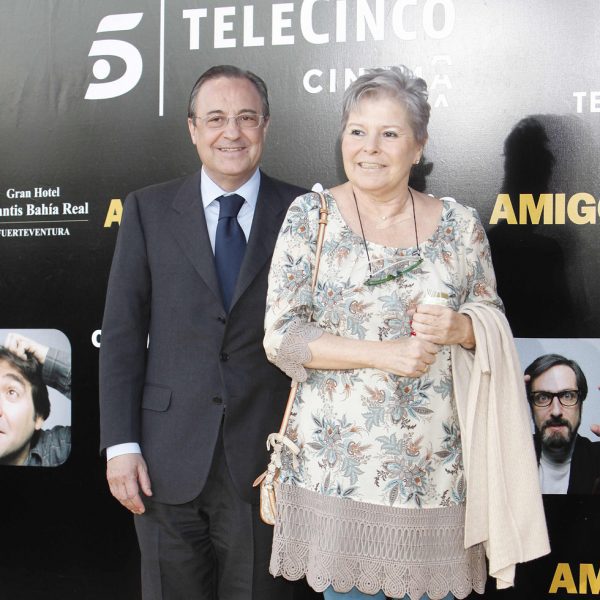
[1,1,599,598]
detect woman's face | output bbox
[342,94,423,198]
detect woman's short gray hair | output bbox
[341,66,430,145]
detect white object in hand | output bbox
[422,289,449,306]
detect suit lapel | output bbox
[230,173,290,309]
[168,171,222,304]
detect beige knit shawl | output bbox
[451,302,550,589]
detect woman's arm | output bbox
[411,206,502,349]
[305,331,439,378]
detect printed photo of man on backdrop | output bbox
[0,331,71,467]
[525,353,600,494]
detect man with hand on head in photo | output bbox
[0,332,71,467]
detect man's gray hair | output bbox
[341,66,430,145]
[187,65,270,120]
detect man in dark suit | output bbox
[99,65,310,599]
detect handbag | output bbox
[253,192,329,525]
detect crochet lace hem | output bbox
[270,484,486,600]
[272,319,323,382]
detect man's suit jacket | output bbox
[99,170,307,505]
[534,433,600,494]
[568,434,600,494]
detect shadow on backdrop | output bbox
[409,156,434,193]
[487,116,575,337]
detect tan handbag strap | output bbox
[277,192,329,436]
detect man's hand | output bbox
[107,453,152,515]
[592,386,600,437]
[4,332,49,363]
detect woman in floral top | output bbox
[263,66,503,600]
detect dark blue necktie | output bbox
[215,194,247,310]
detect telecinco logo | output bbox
[85,13,144,100]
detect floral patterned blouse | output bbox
[263,190,503,598]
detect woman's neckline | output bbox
[322,188,448,252]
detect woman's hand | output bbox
[376,336,440,378]
[411,305,475,349]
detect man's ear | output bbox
[262,117,270,138]
[34,414,45,431]
[187,118,197,144]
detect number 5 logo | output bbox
[85,13,144,100]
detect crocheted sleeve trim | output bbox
[270,318,323,382]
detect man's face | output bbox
[187,76,269,192]
[0,359,44,465]
[531,364,581,451]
